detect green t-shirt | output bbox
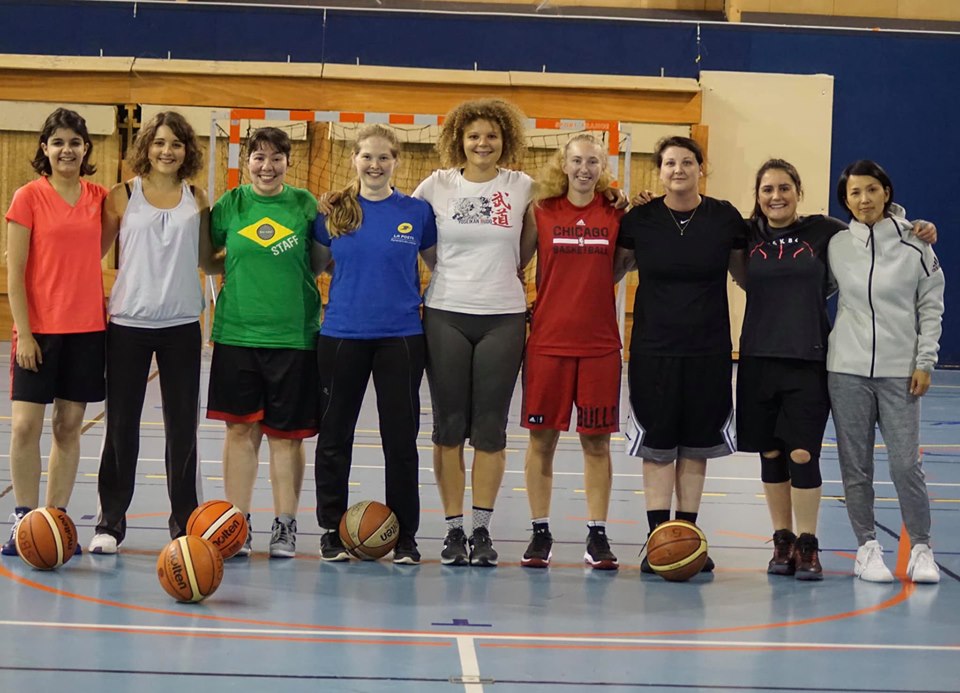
[211,184,320,349]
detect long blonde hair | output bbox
[534,134,613,203]
[326,125,401,238]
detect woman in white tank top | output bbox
[88,111,219,554]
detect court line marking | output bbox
[456,636,485,692]
[0,562,922,640]
[1,619,958,654]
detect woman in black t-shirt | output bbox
[614,136,747,574]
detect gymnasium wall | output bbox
[0,2,957,365]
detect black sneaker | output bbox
[320,530,350,562]
[468,527,498,567]
[440,527,469,566]
[521,526,553,568]
[768,528,797,576]
[584,529,619,570]
[393,535,421,565]
[701,555,715,572]
[640,555,656,574]
[794,533,823,581]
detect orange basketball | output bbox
[15,507,78,570]
[186,500,247,559]
[156,535,224,603]
[338,500,399,560]
[646,520,708,582]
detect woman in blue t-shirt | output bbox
[312,124,438,565]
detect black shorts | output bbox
[10,331,106,404]
[206,343,318,439]
[736,356,829,456]
[625,353,734,461]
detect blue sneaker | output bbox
[2,508,30,556]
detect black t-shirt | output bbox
[739,215,847,361]
[618,196,748,356]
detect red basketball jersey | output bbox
[528,193,623,356]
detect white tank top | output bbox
[109,177,205,328]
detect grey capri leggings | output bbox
[423,307,526,452]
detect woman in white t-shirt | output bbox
[414,98,537,567]
[88,111,219,554]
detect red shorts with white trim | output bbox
[207,343,318,439]
[521,350,621,434]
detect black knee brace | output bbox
[759,452,790,484]
[788,451,822,489]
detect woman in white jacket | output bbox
[827,160,945,584]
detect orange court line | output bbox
[0,562,917,641]
[480,642,854,652]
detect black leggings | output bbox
[315,334,425,536]
[95,322,202,542]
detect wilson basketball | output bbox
[646,520,708,582]
[186,500,247,559]
[14,507,78,570]
[156,535,224,603]
[338,500,400,560]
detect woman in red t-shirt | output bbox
[2,108,108,556]
[519,134,625,570]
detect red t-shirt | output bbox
[527,193,623,356]
[5,177,107,334]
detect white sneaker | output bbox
[854,540,894,583]
[907,544,940,584]
[88,533,118,555]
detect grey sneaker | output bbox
[269,515,297,558]
[440,527,469,566]
[320,530,350,562]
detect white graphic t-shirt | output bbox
[414,168,533,315]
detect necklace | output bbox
[668,203,699,236]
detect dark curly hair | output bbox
[436,98,527,169]
[127,111,203,180]
[31,108,96,176]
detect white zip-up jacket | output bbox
[827,215,945,378]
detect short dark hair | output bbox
[751,159,803,222]
[653,136,703,168]
[836,159,894,218]
[246,127,291,162]
[128,111,203,180]
[31,108,96,176]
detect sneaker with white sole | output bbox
[854,540,894,583]
[234,514,253,557]
[2,508,30,556]
[88,533,119,555]
[269,516,297,558]
[906,543,940,584]
[320,530,350,562]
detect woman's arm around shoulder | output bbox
[101,182,129,258]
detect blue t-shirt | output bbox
[313,190,437,338]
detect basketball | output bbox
[156,535,224,603]
[186,500,248,559]
[14,507,78,570]
[338,500,400,560]
[646,520,708,582]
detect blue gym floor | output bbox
[1,348,958,692]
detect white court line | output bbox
[456,636,485,693]
[6,455,960,489]
[1,619,959,653]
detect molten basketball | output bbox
[15,507,78,570]
[338,500,400,560]
[646,520,708,582]
[186,500,247,559]
[156,535,224,603]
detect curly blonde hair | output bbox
[127,111,203,180]
[534,134,614,203]
[436,98,527,169]
[326,124,402,238]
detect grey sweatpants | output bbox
[827,372,932,546]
